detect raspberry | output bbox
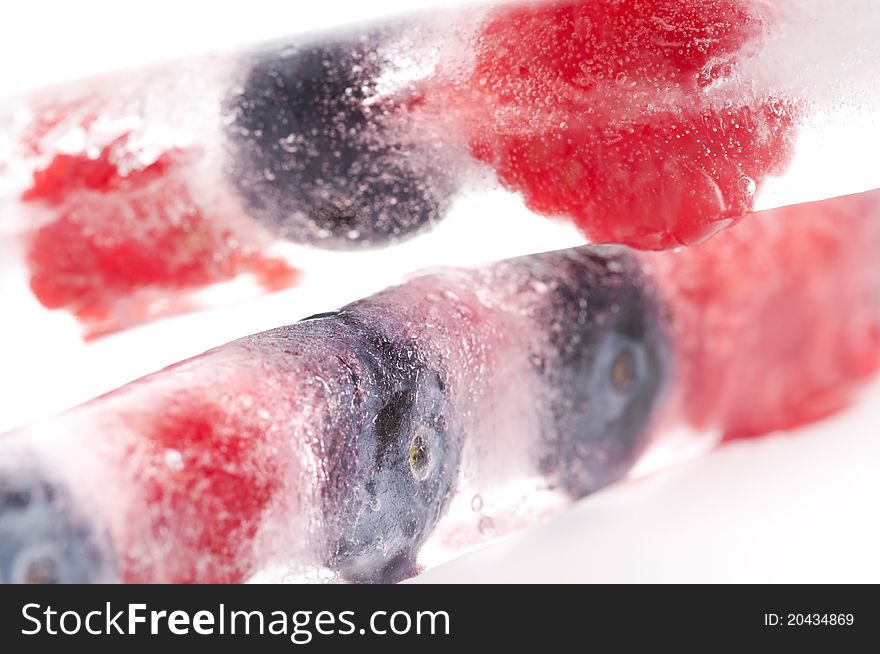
[465,0,795,248]
[22,132,298,336]
[646,192,880,437]
[123,396,282,583]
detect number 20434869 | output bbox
[764,614,854,626]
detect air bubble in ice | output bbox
[530,280,549,294]
[164,449,184,472]
[529,353,545,373]
[478,516,495,536]
[470,494,483,512]
[279,135,299,153]
[737,175,757,197]
[606,259,623,274]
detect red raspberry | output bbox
[466,0,795,248]
[22,132,298,336]
[123,395,283,583]
[646,192,880,437]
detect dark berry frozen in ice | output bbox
[295,311,460,582]
[0,464,113,583]
[226,35,452,250]
[533,248,669,497]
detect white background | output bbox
[1,0,879,583]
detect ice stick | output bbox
[1,188,878,583]
[2,0,879,335]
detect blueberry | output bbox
[225,33,453,250]
[532,248,670,497]
[0,464,114,583]
[287,311,460,582]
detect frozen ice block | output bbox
[1,188,878,583]
[2,0,879,335]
